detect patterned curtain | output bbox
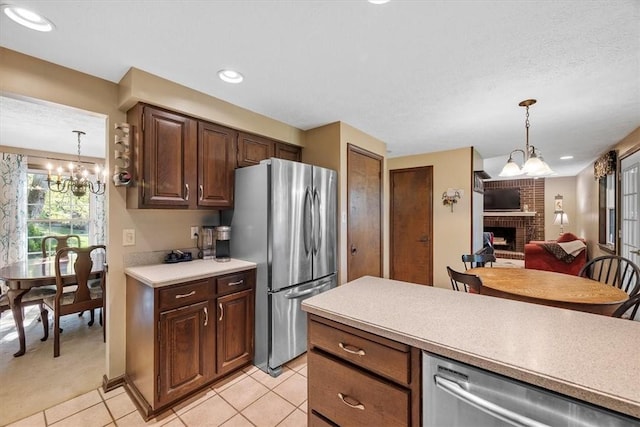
[0,153,27,268]
[89,178,106,245]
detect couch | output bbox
[524,232,587,276]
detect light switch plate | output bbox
[123,229,135,246]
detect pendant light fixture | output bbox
[499,99,554,177]
[46,130,106,197]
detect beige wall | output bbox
[544,176,577,239]
[0,48,307,383]
[388,147,473,288]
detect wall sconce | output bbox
[442,188,463,212]
[113,122,132,187]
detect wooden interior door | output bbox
[347,144,382,281]
[390,167,433,285]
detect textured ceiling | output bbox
[0,0,638,178]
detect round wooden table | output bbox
[467,267,629,316]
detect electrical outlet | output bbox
[190,226,199,240]
[123,229,136,246]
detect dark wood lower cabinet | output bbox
[158,300,213,406]
[216,288,254,375]
[307,315,421,426]
[125,268,256,420]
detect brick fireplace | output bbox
[483,178,545,259]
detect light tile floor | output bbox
[7,355,309,427]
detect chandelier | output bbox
[46,130,106,197]
[499,99,554,177]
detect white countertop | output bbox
[124,258,256,287]
[302,276,640,419]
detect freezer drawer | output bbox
[269,275,336,373]
[423,352,639,427]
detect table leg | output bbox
[7,289,29,357]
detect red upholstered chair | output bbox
[524,233,587,276]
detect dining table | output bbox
[0,254,105,357]
[467,267,629,316]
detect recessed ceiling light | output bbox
[560,155,574,160]
[368,0,391,4]
[2,4,54,32]
[217,69,244,84]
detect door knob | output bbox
[350,244,357,255]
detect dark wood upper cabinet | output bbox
[127,103,301,209]
[237,132,302,167]
[275,142,302,162]
[128,104,197,208]
[237,132,276,167]
[127,104,236,209]
[198,122,236,208]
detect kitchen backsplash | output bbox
[124,247,200,268]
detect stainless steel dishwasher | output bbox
[423,352,639,427]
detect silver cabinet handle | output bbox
[218,302,223,321]
[339,342,366,356]
[228,280,244,286]
[434,376,549,427]
[337,393,365,411]
[185,183,190,201]
[203,306,208,326]
[199,184,203,201]
[631,249,640,256]
[175,290,196,299]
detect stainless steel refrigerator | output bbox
[228,158,337,376]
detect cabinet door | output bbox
[275,142,302,162]
[198,122,236,208]
[216,289,254,375]
[158,300,214,405]
[237,132,275,167]
[142,106,197,208]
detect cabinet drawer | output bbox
[309,411,337,427]
[308,350,410,427]
[309,319,411,385]
[216,271,251,295]
[158,280,211,311]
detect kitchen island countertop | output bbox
[124,258,256,287]
[302,276,640,419]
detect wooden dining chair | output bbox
[0,286,54,341]
[461,253,497,270]
[612,293,640,321]
[447,266,483,293]
[578,255,640,296]
[41,235,81,257]
[43,245,106,357]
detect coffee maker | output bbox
[198,225,231,262]
[213,226,231,262]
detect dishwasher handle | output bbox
[434,375,550,427]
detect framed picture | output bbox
[554,197,563,212]
[473,172,484,193]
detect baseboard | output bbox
[102,374,126,393]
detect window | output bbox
[27,169,90,258]
[595,150,617,252]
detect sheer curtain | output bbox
[89,182,106,245]
[0,153,27,268]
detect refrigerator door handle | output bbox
[303,187,312,255]
[285,282,332,299]
[313,189,321,255]
[434,375,549,427]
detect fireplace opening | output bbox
[485,226,516,252]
